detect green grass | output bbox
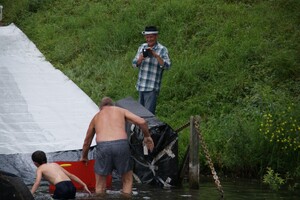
[1,0,299,180]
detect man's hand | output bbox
[144,136,154,152]
[80,157,89,166]
[137,53,145,65]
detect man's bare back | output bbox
[93,106,128,142]
[88,106,148,142]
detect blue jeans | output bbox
[138,91,158,115]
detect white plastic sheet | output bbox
[0,24,97,154]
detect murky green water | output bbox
[33,177,299,200]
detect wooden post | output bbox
[189,116,199,189]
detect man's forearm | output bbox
[81,136,93,159]
[136,55,144,66]
[81,144,89,159]
[139,122,150,137]
[81,125,95,159]
[154,54,164,66]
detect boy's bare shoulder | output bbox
[49,162,60,167]
[39,163,60,170]
[39,163,63,176]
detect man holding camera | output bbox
[132,26,171,115]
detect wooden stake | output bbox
[189,116,200,189]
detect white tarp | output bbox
[0,23,97,154]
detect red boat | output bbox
[49,160,112,192]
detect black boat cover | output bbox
[116,97,179,187]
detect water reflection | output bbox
[33,177,300,200]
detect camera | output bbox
[142,48,151,58]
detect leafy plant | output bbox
[263,167,285,191]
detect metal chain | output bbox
[195,118,224,198]
[175,121,190,133]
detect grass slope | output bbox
[1,0,299,178]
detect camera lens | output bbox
[142,49,148,57]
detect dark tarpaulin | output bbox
[0,170,34,200]
[129,123,179,187]
[116,97,179,187]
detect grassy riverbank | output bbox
[1,0,299,182]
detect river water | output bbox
[33,177,299,200]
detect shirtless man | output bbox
[80,97,154,196]
[31,150,91,199]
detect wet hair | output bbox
[32,150,47,165]
[99,97,114,109]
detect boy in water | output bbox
[31,150,91,199]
